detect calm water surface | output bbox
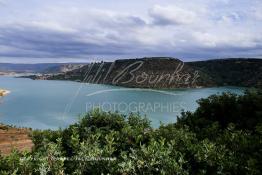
[0,76,244,129]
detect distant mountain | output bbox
[0,63,60,73]
[0,63,85,73]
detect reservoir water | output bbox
[0,76,244,129]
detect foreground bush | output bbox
[0,90,261,174]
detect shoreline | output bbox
[4,75,249,90]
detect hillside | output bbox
[30,57,262,88]
[42,64,84,74]
[188,58,262,87]
[35,57,215,88]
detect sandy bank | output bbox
[0,89,11,96]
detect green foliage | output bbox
[0,90,262,174]
[188,58,262,88]
[177,90,262,134]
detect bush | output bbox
[0,90,262,174]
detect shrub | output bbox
[1,90,261,174]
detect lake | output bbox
[0,76,244,129]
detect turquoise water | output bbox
[0,76,244,129]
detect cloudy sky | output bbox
[0,0,261,63]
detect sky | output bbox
[0,0,261,63]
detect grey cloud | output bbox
[148,5,196,26]
[0,24,153,59]
[0,1,261,62]
[0,23,261,61]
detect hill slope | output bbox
[23,57,262,88]
[42,57,215,88]
[188,58,262,87]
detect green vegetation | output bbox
[188,58,262,88]
[0,90,262,174]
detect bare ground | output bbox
[0,124,33,156]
